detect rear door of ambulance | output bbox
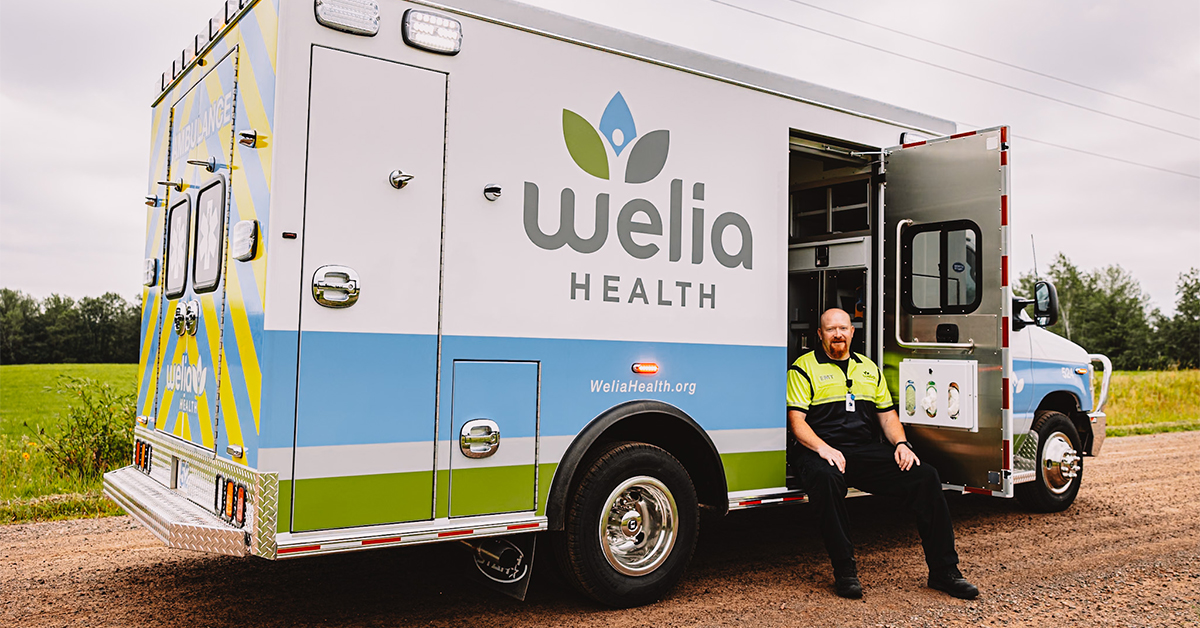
[150,51,240,460]
[882,127,1015,496]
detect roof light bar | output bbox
[315,0,380,37]
[402,9,462,55]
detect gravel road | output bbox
[3,431,1198,627]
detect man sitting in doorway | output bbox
[787,308,979,600]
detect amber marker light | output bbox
[632,363,659,375]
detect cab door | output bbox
[151,50,239,456]
[290,48,446,532]
[883,127,1014,495]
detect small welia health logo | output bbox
[562,92,670,184]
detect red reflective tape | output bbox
[1001,151,1008,166]
[1002,317,1009,348]
[1001,196,1008,225]
[1001,127,1008,143]
[278,545,321,555]
[902,141,926,149]
[362,536,403,546]
[1002,378,1010,409]
[438,529,473,538]
[507,523,540,531]
[783,496,806,502]
[964,487,991,495]
[1002,256,1009,286]
[739,500,762,506]
[1002,440,1011,470]
[950,131,976,139]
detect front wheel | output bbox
[1016,411,1083,512]
[553,441,698,608]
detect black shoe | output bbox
[834,575,863,599]
[928,567,979,600]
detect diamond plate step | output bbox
[104,466,248,556]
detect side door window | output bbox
[165,197,192,299]
[901,219,982,315]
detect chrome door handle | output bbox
[173,300,200,336]
[389,170,414,189]
[312,265,360,308]
[460,419,500,459]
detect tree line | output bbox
[0,289,141,365]
[1017,256,1199,370]
[1,256,1197,369]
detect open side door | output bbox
[882,127,1013,496]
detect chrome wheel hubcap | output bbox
[599,476,677,576]
[1041,430,1080,494]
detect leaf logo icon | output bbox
[563,109,609,180]
[562,92,669,184]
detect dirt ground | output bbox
[3,431,1198,627]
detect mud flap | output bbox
[464,534,537,601]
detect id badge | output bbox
[845,393,855,412]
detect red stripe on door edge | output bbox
[739,500,762,506]
[278,545,322,555]
[1002,378,1010,409]
[964,487,991,496]
[1002,440,1011,470]
[783,496,806,502]
[438,529,474,538]
[507,523,540,531]
[1002,318,1009,348]
[1002,256,1009,286]
[902,141,926,149]
[1001,127,1008,143]
[362,536,403,546]
[1001,196,1008,225]
[1001,151,1008,166]
[950,131,976,139]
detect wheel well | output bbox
[1036,391,1093,455]
[545,401,728,530]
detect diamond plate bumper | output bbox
[104,466,249,556]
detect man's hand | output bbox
[894,442,920,471]
[817,444,846,473]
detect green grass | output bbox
[1,364,137,438]
[1101,370,1200,437]
[0,364,136,523]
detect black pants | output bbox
[791,442,959,573]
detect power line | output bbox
[784,0,1200,122]
[706,0,1200,142]
[1008,132,1199,179]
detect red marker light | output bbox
[632,363,659,375]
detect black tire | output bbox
[1016,411,1083,513]
[552,441,699,608]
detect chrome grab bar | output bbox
[1088,353,1112,413]
[893,218,975,351]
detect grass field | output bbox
[1102,370,1200,437]
[1,364,136,523]
[0,364,1197,524]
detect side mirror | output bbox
[1033,280,1059,327]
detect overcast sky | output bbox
[1,0,1197,314]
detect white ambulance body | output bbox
[104,0,1110,606]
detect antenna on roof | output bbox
[1031,235,1040,281]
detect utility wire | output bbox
[1009,132,1199,179]
[784,0,1200,122]
[706,0,1200,142]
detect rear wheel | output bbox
[1016,411,1083,512]
[553,441,698,608]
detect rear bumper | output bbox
[104,466,249,556]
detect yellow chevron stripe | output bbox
[199,294,222,450]
[253,0,279,72]
[219,348,246,464]
[225,261,262,433]
[235,40,274,192]
[155,302,184,429]
[136,288,160,400]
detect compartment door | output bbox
[291,48,447,531]
[449,362,539,517]
[152,50,240,455]
[883,127,1013,495]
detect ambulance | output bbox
[104,0,1112,607]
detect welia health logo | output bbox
[562,92,670,184]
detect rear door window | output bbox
[164,197,192,299]
[901,219,981,314]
